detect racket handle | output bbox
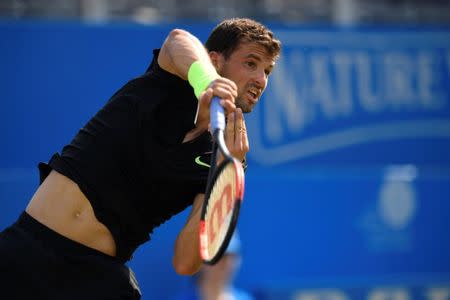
[210,97,225,132]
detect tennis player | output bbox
[0,18,281,299]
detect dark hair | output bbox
[205,18,281,60]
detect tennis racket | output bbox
[199,97,245,265]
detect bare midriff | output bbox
[26,170,117,257]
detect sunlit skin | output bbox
[212,42,277,113]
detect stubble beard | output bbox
[235,95,253,114]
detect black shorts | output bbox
[0,212,141,300]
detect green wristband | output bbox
[188,60,219,99]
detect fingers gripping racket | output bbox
[199,97,245,265]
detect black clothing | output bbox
[0,212,141,300]
[38,49,212,261]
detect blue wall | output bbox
[1,20,450,299]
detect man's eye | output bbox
[245,61,256,68]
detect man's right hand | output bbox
[195,78,238,132]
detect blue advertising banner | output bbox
[258,283,450,300]
[239,27,450,297]
[247,28,450,166]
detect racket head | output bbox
[199,156,245,265]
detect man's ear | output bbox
[208,51,222,70]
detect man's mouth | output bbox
[247,87,260,103]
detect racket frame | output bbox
[198,97,246,265]
[199,154,244,265]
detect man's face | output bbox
[212,42,277,113]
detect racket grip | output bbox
[210,97,225,132]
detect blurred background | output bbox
[2,0,450,23]
[1,1,450,299]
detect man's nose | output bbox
[254,69,267,88]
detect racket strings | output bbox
[204,163,237,256]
